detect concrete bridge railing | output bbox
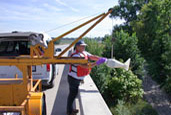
[78,75,112,115]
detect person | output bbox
[66,40,106,115]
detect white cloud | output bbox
[0,2,62,21]
[55,0,67,6]
[55,0,79,12]
[43,3,62,12]
[69,7,79,12]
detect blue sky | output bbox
[0,0,124,38]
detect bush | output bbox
[111,100,131,115]
[162,77,171,93]
[84,38,111,92]
[129,99,158,115]
[103,30,145,78]
[102,35,113,58]
[84,37,144,104]
[103,69,144,104]
[111,99,158,115]
[90,64,113,92]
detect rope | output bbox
[44,12,102,33]
[111,17,114,34]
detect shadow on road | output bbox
[51,50,72,115]
[51,64,70,115]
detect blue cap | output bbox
[75,40,87,46]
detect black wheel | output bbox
[48,81,54,88]
[42,93,47,115]
[53,64,56,76]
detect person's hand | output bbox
[96,58,107,65]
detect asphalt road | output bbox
[44,44,71,115]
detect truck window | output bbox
[0,41,30,56]
[0,41,17,56]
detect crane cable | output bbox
[44,12,102,33]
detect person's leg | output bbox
[67,76,80,114]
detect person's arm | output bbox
[72,53,97,69]
[88,55,100,61]
[79,57,107,68]
[79,62,97,69]
[85,51,100,61]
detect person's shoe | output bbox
[80,80,84,84]
[66,109,79,115]
[72,109,79,113]
[67,112,76,115]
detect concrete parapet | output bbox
[78,75,112,115]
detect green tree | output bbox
[110,0,150,33]
[103,30,145,78]
[132,0,171,84]
[102,35,113,58]
[85,37,144,114]
[131,0,162,58]
[84,37,104,56]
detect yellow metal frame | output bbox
[0,9,112,115]
[28,92,44,115]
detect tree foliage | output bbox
[111,0,150,23]
[109,0,171,93]
[103,30,145,78]
[131,0,171,84]
[84,37,104,56]
[85,38,144,105]
[110,0,150,34]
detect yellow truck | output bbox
[0,9,112,115]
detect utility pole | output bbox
[111,44,113,58]
[111,37,115,58]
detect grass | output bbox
[110,99,158,115]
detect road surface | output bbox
[44,44,72,115]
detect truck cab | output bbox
[0,31,57,88]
